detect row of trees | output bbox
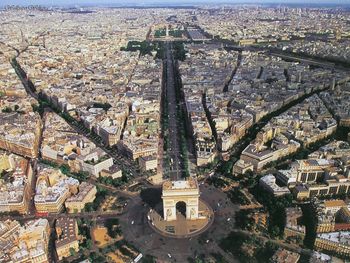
[154,29,166,38]
[227,188,250,205]
[120,41,164,59]
[84,186,108,212]
[220,231,279,263]
[77,218,93,250]
[232,171,292,239]
[98,239,140,260]
[173,42,186,61]
[40,159,90,182]
[98,173,128,187]
[251,184,293,238]
[206,176,230,188]
[105,218,122,238]
[2,104,24,113]
[173,48,191,178]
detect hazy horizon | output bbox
[1,0,350,7]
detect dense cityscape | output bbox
[0,1,350,263]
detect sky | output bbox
[1,0,350,7]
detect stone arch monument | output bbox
[162,178,199,221]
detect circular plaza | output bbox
[147,178,214,238]
[147,198,213,238]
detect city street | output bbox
[164,42,186,180]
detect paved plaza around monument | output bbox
[148,199,214,238]
[119,183,240,262]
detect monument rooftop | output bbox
[163,178,198,190]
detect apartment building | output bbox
[55,218,79,260]
[65,182,97,213]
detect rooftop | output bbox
[163,178,198,191]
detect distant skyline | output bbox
[1,0,350,7]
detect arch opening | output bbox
[176,201,186,218]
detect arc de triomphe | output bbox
[162,177,199,221]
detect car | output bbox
[167,254,172,258]
[131,221,134,225]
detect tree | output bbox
[2,106,12,113]
[105,218,121,238]
[92,102,112,111]
[246,177,257,189]
[270,225,281,238]
[121,171,128,182]
[69,247,76,257]
[59,164,70,175]
[86,239,93,249]
[142,255,156,263]
[173,42,187,61]
[89,252,105,262]
[235,210,255,230]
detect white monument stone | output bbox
[162,178,199,221]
